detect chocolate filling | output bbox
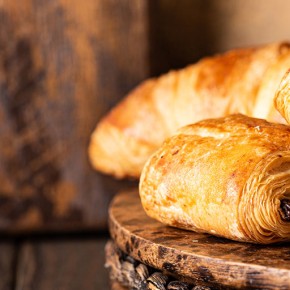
[280,199,290,221]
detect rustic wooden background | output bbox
[0,0,148,232]
[0,0,290,289]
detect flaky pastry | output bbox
[139,114,290,244]
[275,69,290,124]
[89,42,290,178]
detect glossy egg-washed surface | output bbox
[275,69,290,124]
[90,42,290,179]
[109,190,290,290]
[140,114,290,244]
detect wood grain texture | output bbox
[0,0,148,231]
[105,240,215,290]
[109,190,290,290]
[0,242,15,290]
[15,237,110,290]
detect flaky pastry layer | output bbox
[89,42,290,178]
[275,69,290,124]
[139,114,290,244]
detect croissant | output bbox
[275,69,290,124]
[89,42,290,178]
[139,114,290,244]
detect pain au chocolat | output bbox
[139,114,290,244]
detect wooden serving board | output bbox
[109,190,290,290]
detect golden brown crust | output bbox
[139,114,290,244]
[274,69,290,124]
[89,42,290,178]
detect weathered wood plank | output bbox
[0,0,148,232]
[109,190,290,290]
[15,237,110,290]
[0,242,15,290]
[105,240,214,290]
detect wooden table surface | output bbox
[0,232,110,290]
[109,190,290,290]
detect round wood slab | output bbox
[109,189,290,290]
